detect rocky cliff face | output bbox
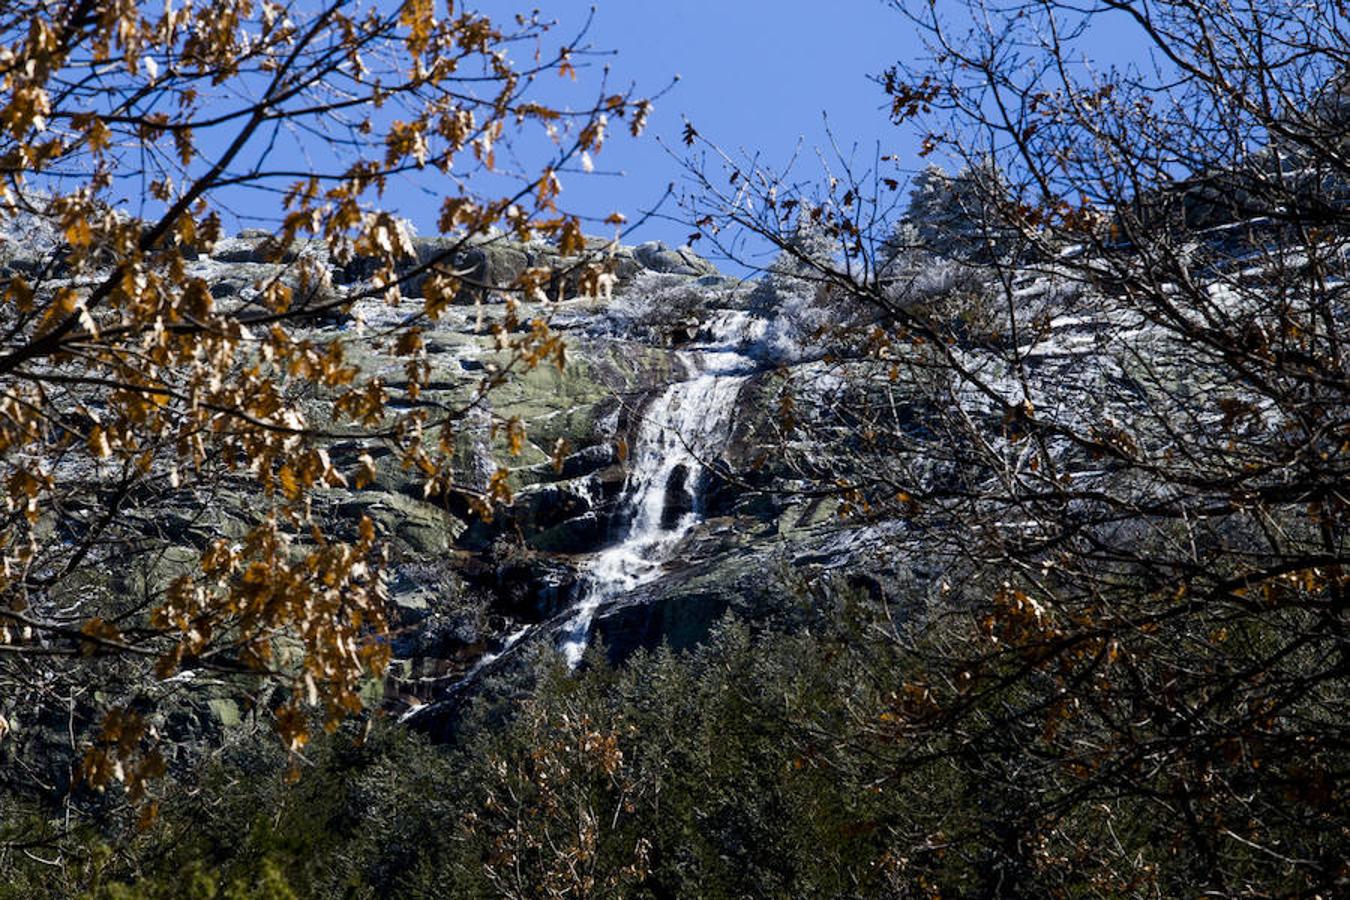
[303,231,919,728]
[0,215,923,746]
[355,238,908,729]
[300,237,777,718]
[9,195,1229,756]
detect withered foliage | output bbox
[0,0,645,806]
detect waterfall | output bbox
[397,624,531,722]
[397,310,762,721]
[557,310,761,665]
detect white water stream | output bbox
[399,311,762,718]
[557,310,762,665]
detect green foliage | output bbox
[6,598,1343,897]
[88,859,297,900]
[4,619,907,898]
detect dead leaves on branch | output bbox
[0,0,649,805]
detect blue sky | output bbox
[450,1,1156,268]
[88,1,1158,271]
[122,1,920,271]
[447,1,925,268]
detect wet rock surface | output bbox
[14,217,893,733]
[394,268,920,729]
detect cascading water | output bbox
[557,310,763,665]
[398,310,764,720]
